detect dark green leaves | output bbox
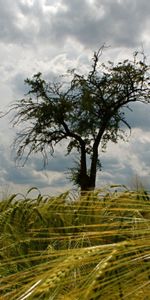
[5,47,150,189]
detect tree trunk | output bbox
[80,118,109,192]
[88,120,108,191]
[80,144,90,191]
[89,145,98,190]
[79,143,99,192]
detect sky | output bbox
[0,0,150,196]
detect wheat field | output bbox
[0,186,150,299]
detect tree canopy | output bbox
[8,47,150,191]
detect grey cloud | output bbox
[97,159,146,190]
[0,142,72,189]
[125,103,150,131]
[0,1,17,42]
[47,0,150,48]
[0,0,40,45]
[97,128,150,189]
[0,125,150,192]
[11,72,27,95]
[0,0,149,50]
[95,0,150,46]
[30,150,73,173]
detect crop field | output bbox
[0,186,150,299]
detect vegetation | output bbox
[4,46,150,191]
[0,186,150,299]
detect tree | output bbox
[7,47,150,191]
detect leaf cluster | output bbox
[9,49,150,165]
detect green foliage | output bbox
[12,49,150,159]
[0,186,150,299]
[5,46,150,190]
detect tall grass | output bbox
[0,186,150,299]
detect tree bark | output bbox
[89,146,98,190]
[80,143,90,191]
[89,119,110,191]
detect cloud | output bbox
[125,103,150,131]
[98,128,150,188]
[0,0,149,50]
[0,0,39,45]
[0,141,71,191]
[41,0,150,49]
[0,0,150,195]
[0,125,74,192]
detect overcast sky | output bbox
[0,0,150,196]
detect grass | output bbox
[0,185,150,299]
